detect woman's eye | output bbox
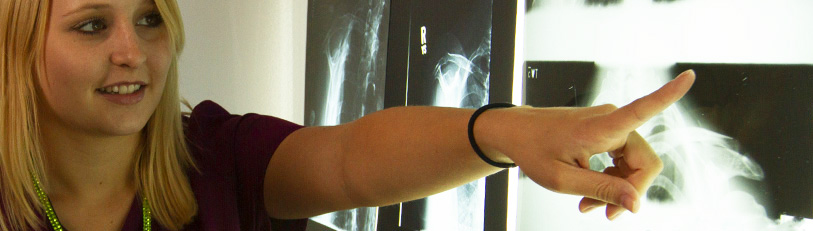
[137,12,164,27]
[74,18,107,34]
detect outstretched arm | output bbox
[263,105,504,219]
[264,70,696,220]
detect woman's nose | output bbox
[109,25,146,69]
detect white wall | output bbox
[177,0,308,124]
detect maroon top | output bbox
[24,100,308,231]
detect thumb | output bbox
[556,166,640,213]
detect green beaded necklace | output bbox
[31,173,152,231]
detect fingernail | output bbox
[580,204,598,213]
[678,69,695,78]
[608,211,623,221]
[622,195,639,213]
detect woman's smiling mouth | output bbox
[96,83,147,105]
[96,83,144,95]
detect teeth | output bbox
[120,84,133,94]
[99,84,143,94]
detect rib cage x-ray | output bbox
[522,63,813,231]
[586,65,767,205]
[585,66,771,230]
[520,0,813,230]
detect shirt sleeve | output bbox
[186,100,307,231]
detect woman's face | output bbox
[40,0,169,137]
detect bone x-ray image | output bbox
[306,0,518,230]
[378,0,498,230]
[305,0,389,127]
[519,0,813,230]
[394,0,494,108]
[304,0,389,231]
[522,62,813,231]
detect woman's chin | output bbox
[99,121,150,137]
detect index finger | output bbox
[602,69,696,131]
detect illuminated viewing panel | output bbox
[303,0,812,230]
[522,62,813,231]
[520,0,813,230]
[305,0,519,230]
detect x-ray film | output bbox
[381,0,493,230]
[379,0,518,230]
[304,0,389,230]
[522,61,813,231]
[519,0,813,230]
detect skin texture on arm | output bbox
[264,70,696,220]
[264,105,504,219]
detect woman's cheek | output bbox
[43,47,95,100]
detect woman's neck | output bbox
[39,119,141,201]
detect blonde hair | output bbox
[0,0,197,230]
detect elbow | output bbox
[337,152,380,209]
[337,123,382,208]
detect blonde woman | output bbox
[0,0,695,230]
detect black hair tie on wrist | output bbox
[468,103,517,168]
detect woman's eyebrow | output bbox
[138,0,158,11]
[62,3,110,17]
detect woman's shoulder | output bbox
[182,100,239,153]
[183,100,233,127]
[179,101,308,231]
[183,100,303,142]
[189,100,229,117]
[182,100,304,171]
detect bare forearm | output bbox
[264,106,509,219]
[338,106,506,207]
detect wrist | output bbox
[470,103,515,167]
